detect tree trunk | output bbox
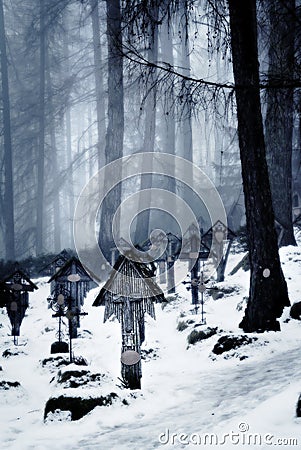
[264,0,296,247]
[160,17,176,196]
[65,105,74,249]
[228,0,290,332]
[99,0,124,259]
[0,0,15,260]
[90,0,106,171]
[160,18,176,294]
[63,25,74,249]
[36,0,46,255]
[177,0,193,164]
[134,5,159,246]
[45,44,61,253]
[176,1,194,231]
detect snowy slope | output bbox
[1,236,301,450]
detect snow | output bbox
[1,235,301,449]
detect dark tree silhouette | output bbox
[99,0,124,258]
[264,0,296,247]
[0,0,15,260]
[228,0,290,332]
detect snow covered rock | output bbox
[54,366,110,388]
[41,355,88,372]
[212,334,258,355]
[2,348,26,358]
[296,394,301,417]
[187,326,218,346]
[0,380,21,390]
[290,302,301,320]
[44,393,119,421]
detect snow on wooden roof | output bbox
[48,257,94,283]
[93,253,165,307]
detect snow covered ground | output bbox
[1,234,301,449]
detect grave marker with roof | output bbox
[48,257,93,338]
[202,220,236,282]
[93,252,165,389]
[2,268,38,343]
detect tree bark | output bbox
[0,0,15,260]
[36,0,46,255]
[134,4,159,246]
[177,0,193,164]
[63,26,74,249]
[159,17,176,294]
[100,0,124,259]
[264,0,296,247]
[90,0,106,171]
[45,44,61,253]
[228,0,290,332]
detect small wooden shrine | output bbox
[48,257,94,338]
[202,220,236,282]
[93,253,165,389]
[2,268,38,342]
[43,249,70,290]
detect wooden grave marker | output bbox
[93,253,165,389]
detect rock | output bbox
[290,302,301,320]
[41,355,88,371]
[187,327,218,346]
[177,321,189,332]
[210,286,240,300]
[44,393,119,421]
[55,368,108,388]
[296,393,301,417]
[2,349,24,358]
[212,335,257,355]
[141,348,159,361]
[0,380,21,390]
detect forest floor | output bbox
[1,232,301,449]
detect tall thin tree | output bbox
[228,0,290,332]
[45,43,61,252]
[36,0,46,255]
[134,2,159,246]
[0,0,15,260]
[99,0,124,259]
[264,0,296,247]
[90,0,106,171]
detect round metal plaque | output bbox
[67,274,81,282]
[263,268,270,278]
[12,283,22,291]
[198,284,207,293]
[57,294,65,305]
[120,350,141,366]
